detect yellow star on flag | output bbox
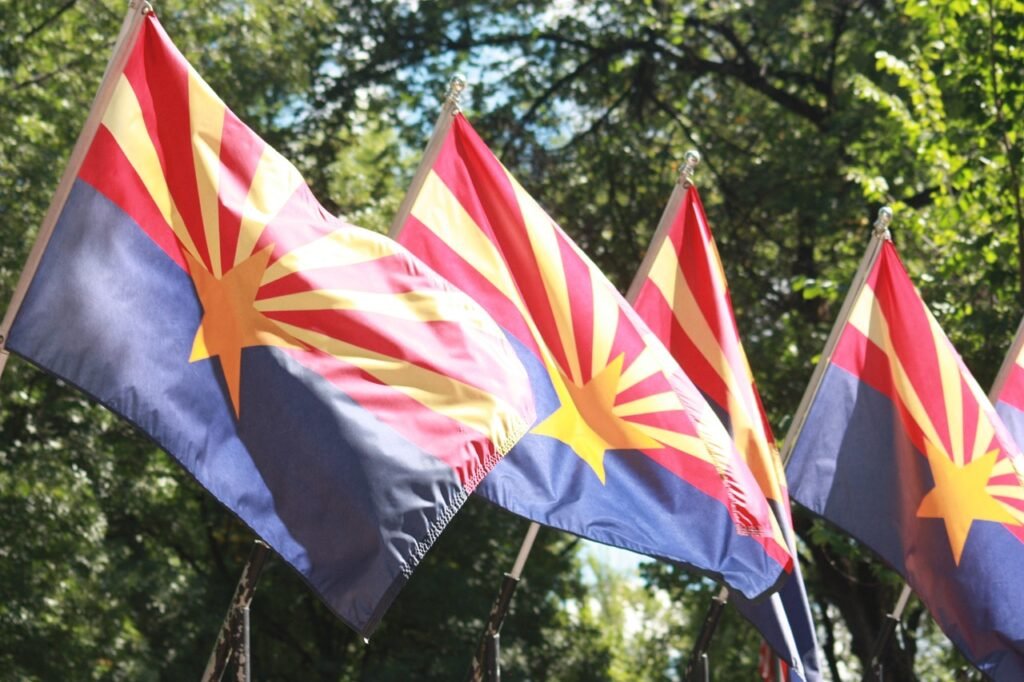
[532,354,661,483]
[916,446,1019,565]
[185,246,305,417]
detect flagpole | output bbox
[779,206,893,465]
[0,0,151,381]
[624,150,700,304]
[868,583,912,681]
[989,313,1024,401]
[624,151,742,682]
[466,521,541,682]
[200,540,271,682]
[388,74,465,239]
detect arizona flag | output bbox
[1,14,534,635]
[630,184,821,680]
[786,239,1024,679]
[395,114,791,598]
[992,317,1024,448]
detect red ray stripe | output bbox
[607,306,651,384]
[265,307,518,403]
[614,370,675,409]
[868,244,952,454]
[256,253,426,300]
[556,231,595,383]
[634,284,732,411]
[123,18,212,271]
[431,116,573,375]
[253,186,337,265]
[670,187,737,352]
[78,126,187,270]
[399,215,542,358]
[215,109,266,272]
[958,370,981,464]
[999,366,1024,413]
[283,348,489,487]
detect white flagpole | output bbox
[0,0,152,380]
[779,206,893,464]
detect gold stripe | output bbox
[232,144,304,265]
[261,227,395,285]
[614,391,682,418]
[102,75,201,261]
[187,69,226,277]
[847,286,946,453]
[410,171,527,312]
[632,423,711,463]
[590,279,619,379]
[927,313,965,465]
[277,322,518,441]
[504,168,584,385]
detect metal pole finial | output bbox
[873,205,893,239]
[445,74,467,111]
[680,149,701,187]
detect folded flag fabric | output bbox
[2,14,534,636]
[395,113,791,599]
[786,239,1024,679]
[992,318,1024,449]
[630,183,820,680]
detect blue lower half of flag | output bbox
[787,364,1024,680]
[7,179,466,636]
[476,335,784,600]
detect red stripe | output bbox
[282,347,489,487]
[256,253,424,300]
[430,116,573,376]
[556,231,595,383]
[399,215,542,358]
[634,284,732,411]
[253,184,335,265]
[999,365,1024,413]
[125,19,213,271]
[78,125,187,270]
[264,306,519,403]
[215,109,266,272]
[869,244,952,454]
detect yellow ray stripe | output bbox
[102,75,201,261]
[408,171,577,402]
[410,171,527,313]
[277,322,517,440]
[926,313,965,465]
[188,69,226,277]
[504,169,584,385]
[616,345,662,394]
[255,288,493,332]
[848,286,946,453]
[232,145,304,266]
[631,423,711,463]
[1001,506,1024,524]
[261,228,396,285]
[988,485,1024,501]
[614,391,682,418]
[590,279,619,378]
